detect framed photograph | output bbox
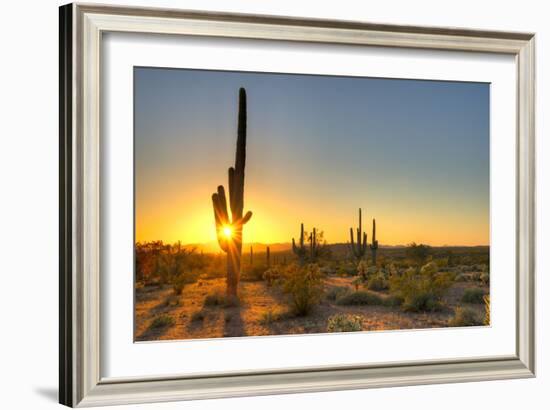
[59,3,535,407]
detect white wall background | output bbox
[0,0,546,409]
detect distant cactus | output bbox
[212,88,252,297]
[349,208,368,260]
[292,223,323,263]
[370,219,379,265]
[266,246,271,267]
[292,223,308,263]
[309,228,321,260]
[249,246,253,266]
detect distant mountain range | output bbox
[180,241,488,254]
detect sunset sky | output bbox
[135,67,489,247]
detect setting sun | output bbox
[222,225,233,239]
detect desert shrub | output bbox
[434,257,449,268]
[327,314,363,332]
[352,276,363,291]
[149,314,175,330]
[367,273,389,291]
[191,310,205,322]
[356,260,369,280]
[448,307,483,327]
[282,263,323,316]
[336,290,383,306]
[389,262,453,312]
[263,267,281,287]
[172,273,187,295]
[471,272,482,282]
[455,273,468,282]
[388,263,400,277]
[461,288,485,304]
[480,272,490,285]
[242,265,266,282]
[326,286,351,301]
[336,267,348,277]
[383,295,404,307]
[404,293,440,312]
[406,242,432,265]
[483,295,491,325]
[259,308,287,325]
[203,292,239,308]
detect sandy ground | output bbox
[135,275,488,341]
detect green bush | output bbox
[389,262,453,312]
[455,273,468,282]
[336,290,383,306]
[461,288,485,304]
[149,314,175,330]
[448,307,483,327]
[403,292,440,312]
[326,286,351,301]
[172,273,187,295]
[367,273,389,291]
[259,308,287,325]
[382,295,403,307]
[327,314,363,332]
[356,260,369,280]
[282,264,323,316]
[263,267,281,287]
[242,265,266,282]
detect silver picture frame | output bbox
[59,3,536,407]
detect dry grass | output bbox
[135,275,488,341]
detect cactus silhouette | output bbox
[292,223,308,263]
[349,208,368,260]
[211,88,252,297]
[309,228,321,260]
[370,219,379,265]
[292,223,322,263]
[266,246,271,267]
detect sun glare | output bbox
[222,225,233,239]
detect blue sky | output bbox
[135,67,489,246]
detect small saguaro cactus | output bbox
[249,246,253,266]
[292,223,308,263]
[349,208,368,260]
[212,88,253,297]
[309,228,322,260]
[370,219,379,265]
[266,246,271,267]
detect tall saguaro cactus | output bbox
[370,219,379,265]
[212,88,253,297]
[349,208,368,260]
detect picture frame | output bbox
[59,2,535,407]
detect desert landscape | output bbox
[135,240,490,341]
[134,71,490,341]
